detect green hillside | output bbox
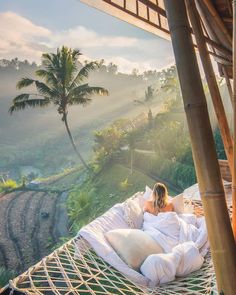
[67,164,157,233]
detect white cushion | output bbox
[105,229,163,271]
[171,193,184,214]
[143,185,152,200]
[123,198,143,229]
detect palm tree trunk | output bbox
[63,113,91,172]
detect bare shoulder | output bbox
[143,200,153,212]
[167,201,174,211]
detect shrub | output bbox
[0,179,18,192]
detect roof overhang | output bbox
[80,0,170,40]
[80,0,233,78]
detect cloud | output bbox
[0,11,51,61]
[0,11,174,73]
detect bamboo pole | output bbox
[223,66,233,105]
[185,0,233,176]
[163,0,236,293]
[205,37,232,59]
[196,0,231,53]
[202,0,232,46]
[232,0,236,240]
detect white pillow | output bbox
[105,229,163,271]
[123,198,143,229]
[143,185,152,200]
[138,185,152,209]
[171,193,184,214]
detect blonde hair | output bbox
[152,182,168,211]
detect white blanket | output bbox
[143,212,208,255]
[141,212,208,286]
[140,241,204,286]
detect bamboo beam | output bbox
[202,0,232,46]
[232,0,236,240]
[205,37,232,60]
[196,0,231,53]
[185,0,233,176]
[163,0,236,293]
[222,66,233,105]
[226,0,233,16]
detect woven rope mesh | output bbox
[9,199,231,295]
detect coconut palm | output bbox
[134,85,155,113]
[9,46,108,171]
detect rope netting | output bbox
[8,199,231,295]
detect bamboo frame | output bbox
[222,66,233,105]
[202,0,232,46]
[163,0,236,293]
[232,0,236,240]
[185,0,233,176]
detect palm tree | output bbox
[134,85,155,117]
[9,46,108,172]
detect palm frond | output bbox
[13,93,30,103]
[35,81,59,99]
[17,78,35,89]
[70,62,98,88]
[69,85,108,106]
[72,48,82,61]
[9,98,51,114]
[35,69,58,87]
[69,96,92,106]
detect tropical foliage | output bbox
[9,47,108,171]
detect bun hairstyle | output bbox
[152,182,168,211]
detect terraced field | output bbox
[0,189,68,276]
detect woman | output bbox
[143,182,173,215]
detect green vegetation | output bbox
[0,57,167,179]
[0,179,18,192]
[9,47,108,172]
[0,267,16,288]
[67,164,155,234]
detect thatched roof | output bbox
[80,0,233,78]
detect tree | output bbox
[9,46,108,172]
[134,85,156,116]
[160,66,183,112]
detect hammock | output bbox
[6,193,232,295]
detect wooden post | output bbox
[163,0,236,294]
[185,0,233,176]
[232,0,236,240]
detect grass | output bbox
[0,267,16,288]
[67,163,156,233]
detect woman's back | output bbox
[143,199,174,215]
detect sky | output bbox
[0,0,174,73]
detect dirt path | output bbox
[53,191,69,241]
